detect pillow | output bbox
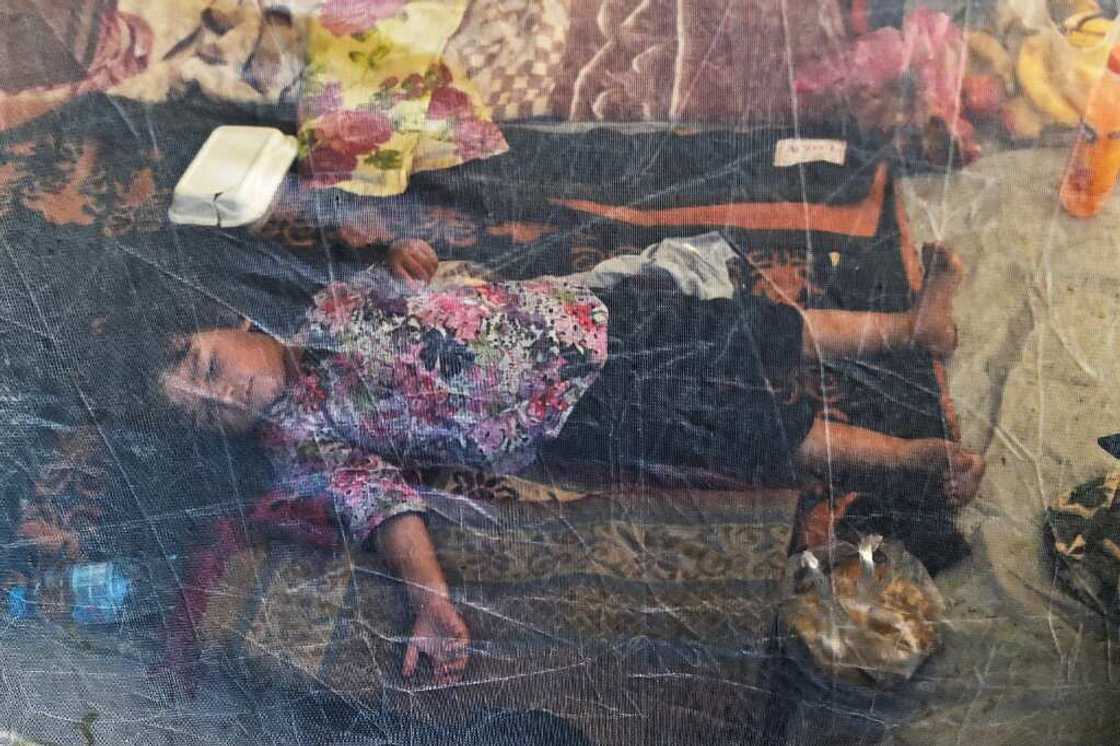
[298,0,507,196]
[443,0,571,121]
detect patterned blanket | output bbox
[0,94,962,742]
[197,487,799,743]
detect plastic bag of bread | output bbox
[780,535,944,688]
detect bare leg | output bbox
[801,308,915,362]
[794,419,985,506]
[801,242,963,362]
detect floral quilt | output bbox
[298,0,508,195]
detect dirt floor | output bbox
[878,147,1120,745]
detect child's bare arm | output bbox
[256,186,439,283]
[376,513,449,603]
[375,513,470,685]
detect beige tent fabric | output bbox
[869,148,1120,746]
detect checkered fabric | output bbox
[444,0,570,121]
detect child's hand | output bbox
[402,595,470,686]
[388,239,439,284]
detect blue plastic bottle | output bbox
[6,562,136,624]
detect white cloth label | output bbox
[773,138,847,167]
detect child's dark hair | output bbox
[79,303,244,431]
[70,302,273,526]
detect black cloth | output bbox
[544,274,814,485]
[409,124,888,210]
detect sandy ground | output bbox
[882,147,1120,745]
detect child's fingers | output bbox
[444,648,469,679]
[435,659,465,685]
[404,257,430,282]
[390,241,437,281]
[446,656,467,680]
[403,238,436,257]
[432,638,468,682]
[443,645,468,667]
[408,251,436,280]
[401,642,419,679]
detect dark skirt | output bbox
[542,275,816,485]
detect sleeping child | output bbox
[158,237,984,686]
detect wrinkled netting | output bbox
[1,2,1119,745]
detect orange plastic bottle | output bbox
[1060,47,1120,218]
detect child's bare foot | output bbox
[911,242,963,358]
[944,447,986,506]
[904,438,985,506]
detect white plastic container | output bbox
[168,126,298,228]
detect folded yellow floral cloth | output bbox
[298,0,508,196]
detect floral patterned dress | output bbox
[259,267,608,544]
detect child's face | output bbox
[161,329,288,433]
